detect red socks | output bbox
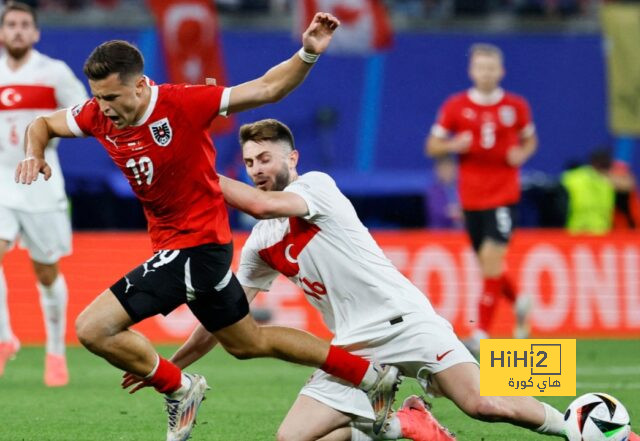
[147,357,182,394]
[478,277,501,332]
[500,273,517,302]
[320,345,370,387]
[478,274,519,332]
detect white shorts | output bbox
[299,312,477,420]
[0,206,72,264]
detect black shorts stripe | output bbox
[110,242,249,332]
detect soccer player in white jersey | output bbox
[123,119,571,441]
[0,1,87,386]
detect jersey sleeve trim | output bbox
[65,107,85,137]
[431,124,450,138]
[521,123,536,138]
[219,87,232,117]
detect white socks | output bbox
[167,374,192,400]
[535,402,565,436]
[37,274,68,356]
[351,416,402,440]
[359,364,380,391]
[0,266,14,341]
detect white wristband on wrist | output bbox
[297,48,320,64]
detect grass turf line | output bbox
[0,339,638,440]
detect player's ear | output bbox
[33,28,40,44]
[289,149,299,168]
[134,75,146,94]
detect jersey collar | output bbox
[132,77,158,127]
[467,87,505,106]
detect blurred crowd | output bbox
[9,0,600,18]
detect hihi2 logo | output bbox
[480,339,576,396]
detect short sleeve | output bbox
[176,84,228,129]
[237,232,280,291]
[516,97,535,137]
[65,99,97,137]
[284,172,336,221]
[54,62,88,108]
[431,97,457,138]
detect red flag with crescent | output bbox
[148,0,234,134]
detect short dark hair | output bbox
[1,1,38,28]
[469,43,504,62]
[83,40,144,82]
[239,119,295,151]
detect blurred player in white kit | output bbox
[0,1,87,386]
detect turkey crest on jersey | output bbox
[149,117,172,146]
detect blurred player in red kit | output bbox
[426,43,535,354]
[15,13,400,441]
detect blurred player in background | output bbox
[125,118,573,441]
[426,43,535,354]
[0,1,87,386]
[16,15,402,441]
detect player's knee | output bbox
[75,314,104,352]
[222,339,266,360]
[468,396,505,421]
[33,265,58,286]
[275,425,301,441]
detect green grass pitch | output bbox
[1,339,638,440]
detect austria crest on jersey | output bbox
[149,117,172,146]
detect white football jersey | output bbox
[0,50,88,212]
[237,172,436,347]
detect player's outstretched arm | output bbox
[219,175,309,219]
[15,109,75,185]
[225,12,340,114]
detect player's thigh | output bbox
[187,270,249,334]
[17,209,71,264]
[278,395,352,441]
[0,205,20,261]
[463,209,485,252]
[76,288,136,339]
[480,205,516,249]
[432,362,482,414]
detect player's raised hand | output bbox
[14,156,51,184]
[302,12,340,55]
[121,371,150,394]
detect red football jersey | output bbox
[67,83,232,251]
[432,89,534,210]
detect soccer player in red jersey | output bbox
[426,43,535,354]
[14,14,400,441]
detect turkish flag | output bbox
[148,0,234,134]
[296,0,393,54]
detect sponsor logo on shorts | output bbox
[436,349,454,362]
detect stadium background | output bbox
[3,1,639,347]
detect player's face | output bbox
[469,53,504,92]
[0,10,39,59]
[89,73,146,129]
[243,140,298,192]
